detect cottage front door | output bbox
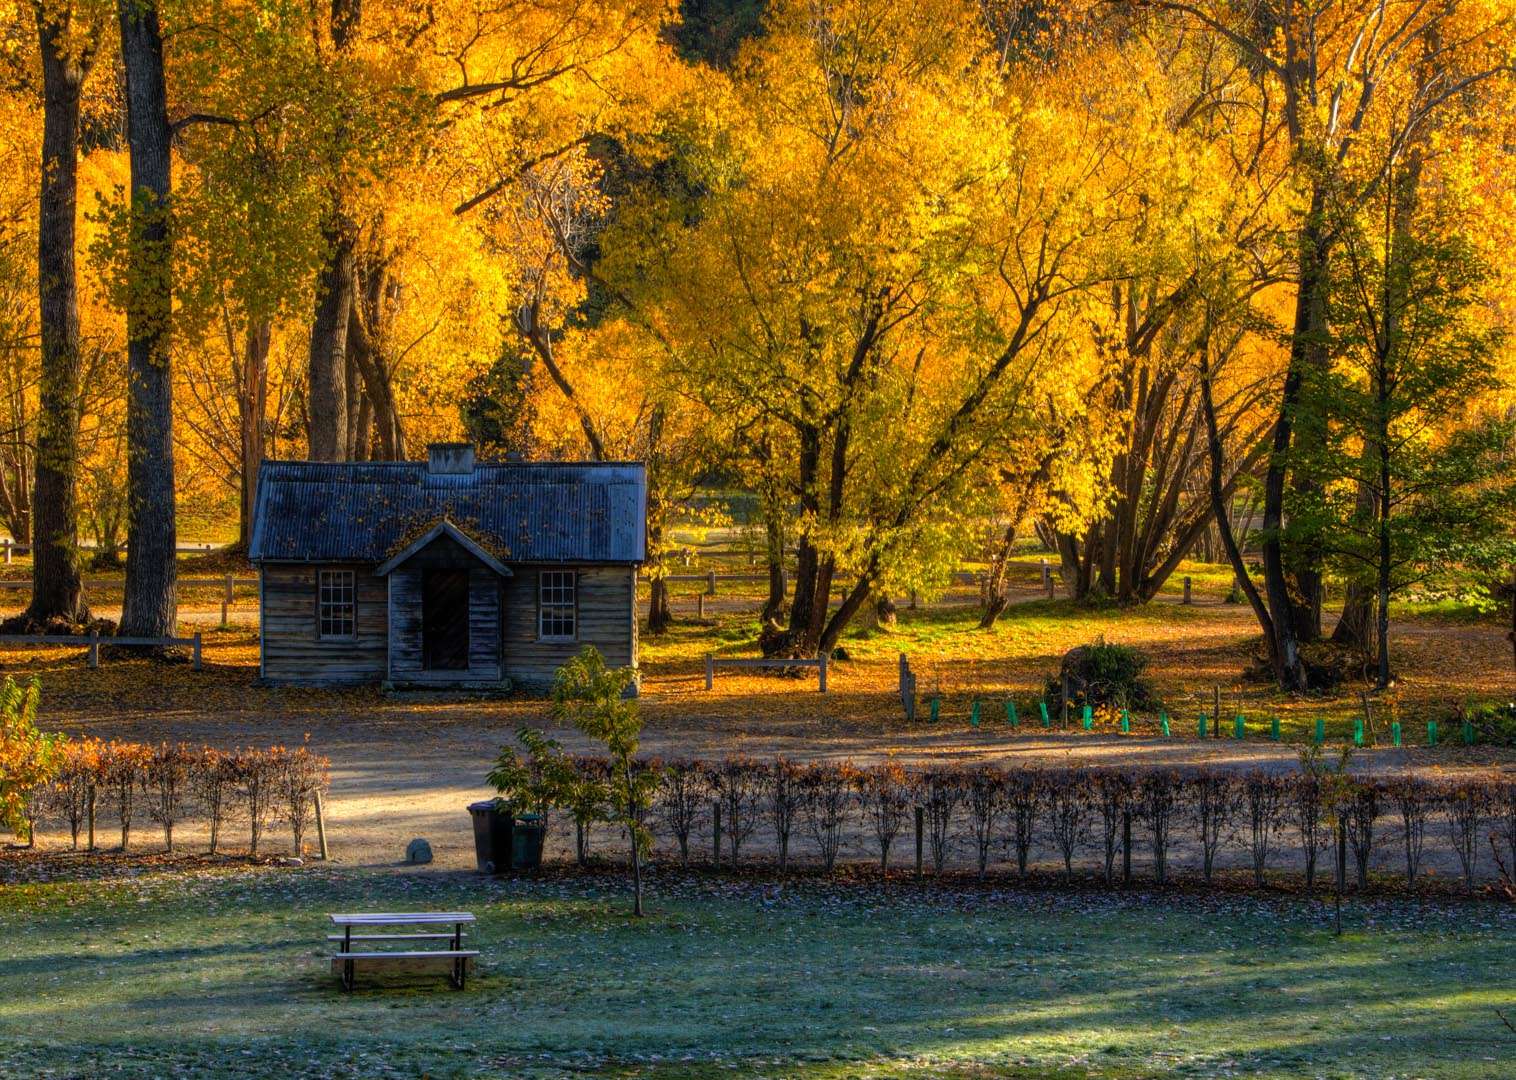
[422,569,470,670]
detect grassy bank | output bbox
[2,865,1513,1078]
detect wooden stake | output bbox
[314,791,330,860]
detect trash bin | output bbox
[468,800,513,874]
[511,814,546,871]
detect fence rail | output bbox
[1,539,226,562]
[0,631,203,670]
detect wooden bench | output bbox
[328,912,478,990]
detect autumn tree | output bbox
[615,0,1117,655]
[1134,0,1516,688]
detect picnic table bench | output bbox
[328,912,478,991]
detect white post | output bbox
[87,632,99,670]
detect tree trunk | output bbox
[347,260,406,460]
[1200,341,1278,670]
[117,0,177,639]
[307,230,353,461]
[305,0,362,462]
[1259,191,1332,691]
[979,516,1022,628]
[1332,580,1374,650]
[760,484,787,626]
[29,7,93,624]
[236,321,270,551]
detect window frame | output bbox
[537,569,578,642]
[317,568,357,640]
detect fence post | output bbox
[705,653,714,691]
[706,570,716,596]
[87,632,99,670]
[1121,811,1132,885]
[914,807,924,878]
[1183,576,1192,605]
[314,791,330,860]
[697,593,706,619]
[818,652,828,693]
[192,632,203,671]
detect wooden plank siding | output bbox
[259,557,637,692]
[502,565,637,691]
[259,564,389,684]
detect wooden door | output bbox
[422,569,470,670]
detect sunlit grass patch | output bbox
[1,866,1512,1079]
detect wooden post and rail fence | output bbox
[0,631,204,669]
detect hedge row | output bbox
[558,757,1516,893]
[29,739,330,857]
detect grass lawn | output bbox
[3,864,1513,1079]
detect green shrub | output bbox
[1046,636,1156,712]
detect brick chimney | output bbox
[427,442,475,475]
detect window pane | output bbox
[539,571,575,638]
[319,570,355,638]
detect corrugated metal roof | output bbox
[249,460,646,564]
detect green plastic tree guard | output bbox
[929,697,941,723]
[1198,714,1208,738]
[1235,714,1245,740]
[1353,718,1364,747]
[1428,720,1438,746]
[1270,716,1280,741]
[1314,717,1325,744]
[1120,709,1130,734]
[1391,721,1402,747]
[1160,712,1171,737]
[1006,700,1018,727]
[1082,705,1094,731]
[970,700,981,728]
[1463,721,1474,746]
[1039,700,1050,727]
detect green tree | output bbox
[1301,201,1514,688]
[551,646,656,917]
[0,675,60,841]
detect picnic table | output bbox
[328,912,478,991]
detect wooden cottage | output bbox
[248,445,646,691]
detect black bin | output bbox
[468,800,514,874]
[511,814,546,870]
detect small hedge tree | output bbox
[0,676,59,843]
[552,646,657,917]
